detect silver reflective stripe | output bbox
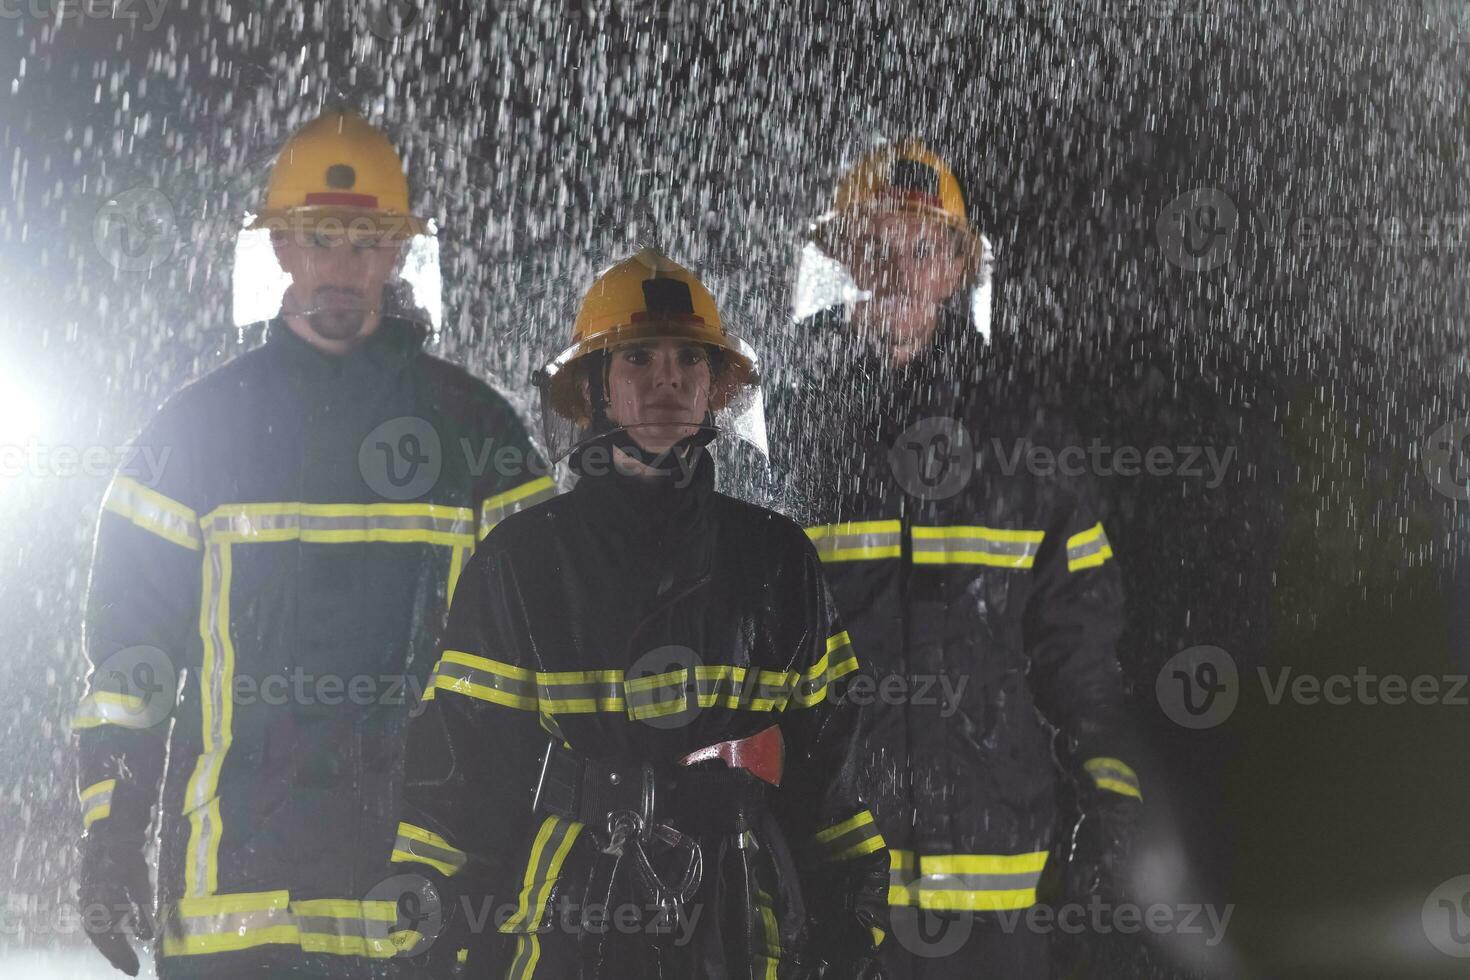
[186,540,230,897]
[431,658,540,704]
[807,529,902,561]
[1064,531,1105,564]
[207,510,473,539]
[103,476,202,550]
[481,478,557,538]
[910,535,1039,561]
[506,934,540,980]
[919,869,1045,893]
[393,832,467,875]
[72,692,151,729]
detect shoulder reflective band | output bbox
[79,779,116,830]
[202,501,475,547]
[71,691,153,730]
[812,809,886,862]
[805,520,902,562]
[887,849,1049,911]
[910,525,1044,568]
[1084,757,1142,800]
[103,476,202,551]
[479,476,557,540]
[499,816,583,933]
[161,891,404,959]
[391,821,469,877]
[1066,522,1113,572]
[423,632,857,715]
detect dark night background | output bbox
[2,1,1469,976]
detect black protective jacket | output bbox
[764,306,1139,918]
[75,318,553,979]
[393,446,887,979]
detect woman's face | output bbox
[602,338,714,454]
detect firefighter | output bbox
[763,139,1143,978]
[72,111,555,980]
[389,248,888,979]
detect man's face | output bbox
[272,226,404,343]
[841,210,971,356]
[601,338,714,455]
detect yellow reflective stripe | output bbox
[422,650,540,710]
[103,476,202,551]
[1066,522,1113,572]
[812,808,886,861]
[506,933,542,980]
[392,821,469,877]
[910,525,1044,568]
[1084,757,1142,800]
[754,889,781,979]
[805,520,903,562]
[80,778,116,829]
[888,850,1049,911]
[791,632,860,709]
[202,501,475,548]
[479,476,557,540]
[184,538,235,897]
[501,816,583,933]
[70,690,152,730]
[161,892,401,959]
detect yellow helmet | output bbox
[540,247,759,426]
[809,138,981,271]
[247,111,427,238]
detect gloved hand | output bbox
[805,851,889,980]
[77,833,155,976]
[1063,790,1141,904]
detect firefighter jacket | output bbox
[73,317,555,978]
[763,304,1140,918]
[391,445,889,979]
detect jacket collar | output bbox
[265,315,427,379]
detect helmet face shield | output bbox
[535,325,767,464]
[232,215,442,331]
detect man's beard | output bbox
[305,287,375,340]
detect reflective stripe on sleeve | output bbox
[102,476,202,551]
[160,891,405,959]
[479,477,557,540]
[1066,522,1113,572]
[71,691,153,731]
[812,809,886,862]
[910,525,1044,568]
[805,520,902,562]
[80,779,116,830]
[499,816,584,933]
[1084,757,1142,800]
[391,821,469,877]
[204,502,475,548]
[790,632,861,708]
[887,849,1049,911]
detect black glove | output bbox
[805,852,889,980]
[77,833,155,977]
[1062,790,1141,904]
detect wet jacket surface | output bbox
[74,318,553,978]
[763,306,1138,917]
[393,446,887,979]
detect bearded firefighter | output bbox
[72,110,554,979]
[390,248,888,979]
[764,139,1143,978]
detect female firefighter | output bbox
[390,248,888,979]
